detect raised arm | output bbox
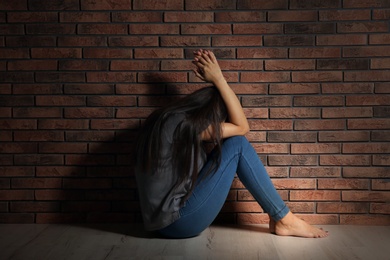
[193,49,249,139]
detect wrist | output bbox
[212,76,227,86]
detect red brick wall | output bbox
[0,0,389,225]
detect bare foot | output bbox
[273,212,328,238]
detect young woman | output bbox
[135,49,328,239]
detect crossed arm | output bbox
[192,49,250,140]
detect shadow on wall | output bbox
[56,75,187,236]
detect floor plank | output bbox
[0,224,389,260]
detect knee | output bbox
[224,135,250,150]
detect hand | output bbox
[192,49,225,84]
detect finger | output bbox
[193,69,205,80]
[196,56,208,65]
[209,51,217,63]
[192,60,205,68]
[201,50,212,63]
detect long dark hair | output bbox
[136,86,227,201]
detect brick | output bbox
[87,72,136,83]
[317,202,369,213]
[134,48,183,59]
[270,108,320,118]
[290,191,341,201]
[130,24,179,34]
[182,24,231,34]
[292,71,342,82]
[14,131,64,141]
[14,154,64,165]
[114,12,162,22]
[0,24,24,35]
[290,167,341,178]
[238,48,287,58]
[111,61,160,71]
[0,107,11,117]
[0,84,11,94]
[0,96,34,106]
[249,120,292,130]
[266,167,289,178]
[11,201,60,212]
[64,84,114,94]
[344,46,390,57]
[343,167,389,178]
[269,83,320,94]
[36,166,85,177]
[343,143,390,154]
[373,155,390,166]
[0,48,29,58]
[236,213,269,225]
[347,95,390,106]
[372,180,390,191]
[272,179,316,189]
[286,202,315,213]
[295,119,345,130]
[237,0,288,9]
[252,143,289,154]
[38,119,89,130]
[0,119,36,129]
[26,24,75,34]
[322,107,373,118]
[317,34,367,45]
[231,84,268,94]
[6,36,56,47]
[317,59,369,70]
[8,60,57,71]
[31,48,81,58]
[60,12,110,22]
[13,84,62,95]
[91,119,138,130]
[0,72,34,83]
[0,0,27,10]
[374,107,390,117]
[343,191,390,202]
[243,108,268,119]
[0,156,13,165]
[289,47,341,58]
[268,10,317,21]
[64,107,114,119]
[322,83,373,93]
[213,36,263,46]
[268,155,317,166]
[294,96,344,106]
[134,0,183,10]
[290,0,340,9]
[319,9,370,21]
[160,36,211,47]
[0,167,35,177]
[138,72,187,83]
[266,59,315,70]
[78,24,128,34]
[81,0,131,10]
[29,0,79,10]
[320,155,370,166]
[291,143,340,154]
[0,143,36,154]
[338,22,388,33]
[241,72,290,82]
[370,203,390,214]
[233,23,283,34]
[375,83,390,93]
[62,201,111,212]
[66,154,115,166]
[12,178,61,189]
[164,12,213,22]
[60,60,108,71]
[318,179,369,190]
[372,131,390,141]
[215,11,266,22]
[58,36,107,46]
[343,0,390,8]
[8,12,58,22]
[186,0,235,10]
[87,96,136,106]
[84,48,132,58]
[268,132,317,142]
[116,84,165,95]
[371,58,390,69]
[285,23,335,34]
[39,143,87,153]
[107,36,158,47]
[242,96,291,107]
[36,96,85,106]
[348,119,390,129]
[373,9,390,20]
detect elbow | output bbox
[240,124,250,136]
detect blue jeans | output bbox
[159,136,290,238]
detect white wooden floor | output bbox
[0,224,389,260]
